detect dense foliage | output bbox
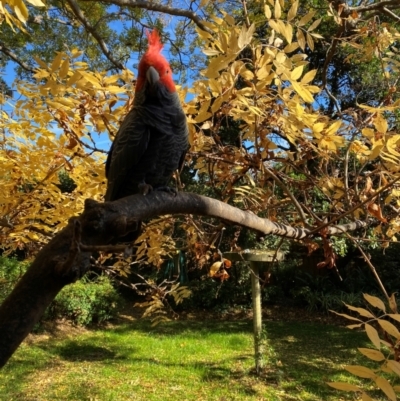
[0,257,121,325]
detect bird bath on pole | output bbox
[224,250,284,375]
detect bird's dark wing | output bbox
[105,107,150,201]
[175,109,190,174]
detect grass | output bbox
[0,312,386,401]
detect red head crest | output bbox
[136,29,176,93]
[145,29,163,54]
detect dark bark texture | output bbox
[0,191,369,367]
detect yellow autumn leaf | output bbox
[361,392,374,401]
[297,29,306,50]
[50,52,64,72]
[370,139,384,160]
[327,382,361,391]
[307,18,321,32]
[283,23,293,44]
[374,114,388,134]
[362,128,375,138]
[291,65,304,81]
[387,313,400,322]
[329,310,363,322]
[325,120,342,135]
[34,56,48,69]
[344,365,376,379]
[306,33,314,51]
[33,70,50,79]
[268,20,283,36]
[290,80,314,103]
[365,323,381,349]
[364,294,386,312]
[209,261,222,277]
[387,360,400,377]
[301,69,317,84]
[195,110,212,123]
[357,348,385,361]
[298,10,316,27]
[287,0,298,22]
[284,42,299,53]
[377,319,400,339]
[346,324,363,329]
[274,0,281,19]
[375,376,396,401]
[13,0,29,24]
[241,70,254,80]
[59,59,70,79]
[66,71,83,86]
[264,4,272,19]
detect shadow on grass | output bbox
[262,321,369,398]
[1,317,370,401]
[111,317,369,399]
[126,355,259,396]
[0,347,61,399]
[45,342,126,362]
[112,318,254,337]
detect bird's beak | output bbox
[146,66,160,86]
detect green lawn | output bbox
[0,314,383,400]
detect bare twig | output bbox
[65,0,125,70]
[80,243,134,253]
[0,41,35,73]
[353,0,400,13]
[241,0,251,28]
[263,166,309,226]
[345,232,390,303]
[79,0,214,34]
[382,7,400,22]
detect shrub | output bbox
[292,288,364,313]
[0,256,121,326]
[0,256,28,304]
[47,275,122,326]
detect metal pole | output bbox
[250,261,263,375]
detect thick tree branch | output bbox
[382,6,400,22]
[65,0,125,70]
[0,40,35,73]
[352,0,400,13]
[0,191,372,368]
[330,0,400,23]
[80,0,214,34]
